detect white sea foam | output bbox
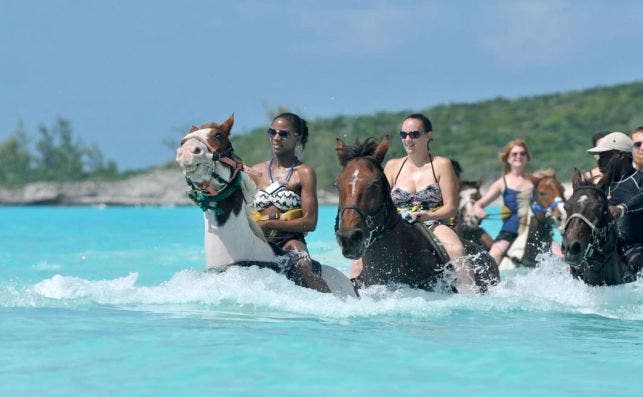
[1,255,641,320]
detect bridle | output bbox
[180,132,247,213]
[531,196,565,226]
[334,157,400,249]
[562,185,615,265]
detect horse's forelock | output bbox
[339,138,379,165]
[201,122,218,129]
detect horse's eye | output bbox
[215,133,224,141]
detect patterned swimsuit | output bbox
[252,159,306,255]
[390,155,455,226]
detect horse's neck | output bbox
[365,221,436,268]
[583,249,623,286]
[203,207,275,269]
[585,230,627,285]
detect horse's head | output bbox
[530,170,567,226]
[561,169,612,265]
[334,137,394,259]
[458,179,482,229]
[176,114,238,194]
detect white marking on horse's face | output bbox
[577,195,588,208]
[349,169,360,196]
[176,128,228,184]
[458,187,477,211]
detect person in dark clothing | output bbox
[590,130,643,275]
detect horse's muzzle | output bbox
[336,229,366,259]
[561,238,584,265]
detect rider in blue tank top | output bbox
[499,178,522,235]
[473,139,534,265]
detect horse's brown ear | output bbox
[373,135,390,165]
[220,113,235,135]
[189,125,199,132]
[571,168,583,190]
[336,138,348,166]
[475,179,482,189]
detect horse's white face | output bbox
[458,186,480,228]
[176,128,232,189]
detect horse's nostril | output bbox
[569,241,581,256]
[193,147,202,155]
[350,230,363,243]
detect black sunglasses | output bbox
[634,141,642,149]
[399,130,424,139]
[267,128,290,138]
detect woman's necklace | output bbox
[268,156,298,184]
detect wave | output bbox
[1,253,641,321]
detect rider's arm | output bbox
[472,178,503,218]
[623,192,643,214]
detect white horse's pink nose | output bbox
[177,142,202,162]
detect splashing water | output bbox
[1,206,641,397]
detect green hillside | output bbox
[232,81,643,189]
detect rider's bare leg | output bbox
[283,239,331,293]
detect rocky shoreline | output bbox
[0,167,569,206]
[0,167,340,206]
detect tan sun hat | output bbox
[587,131,632,154]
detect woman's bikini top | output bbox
[254,189,302,211]
[253,157,302,212]
[390,155,444,211]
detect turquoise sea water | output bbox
[1,205,642,396]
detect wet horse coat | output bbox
[334,137,499,292]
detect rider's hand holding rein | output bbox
[472,203,489,220]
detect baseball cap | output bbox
[587,131,632,154]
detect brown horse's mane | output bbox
[531,168,565,197]
[531,168,556,180]
[336,138,381,167]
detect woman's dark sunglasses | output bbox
[267,128,290,138]
[399,130,424,139]
[634,141,642,149]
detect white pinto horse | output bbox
[176,114,357,298]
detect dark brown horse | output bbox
[334,137,499,292]
[561,169,635,285]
